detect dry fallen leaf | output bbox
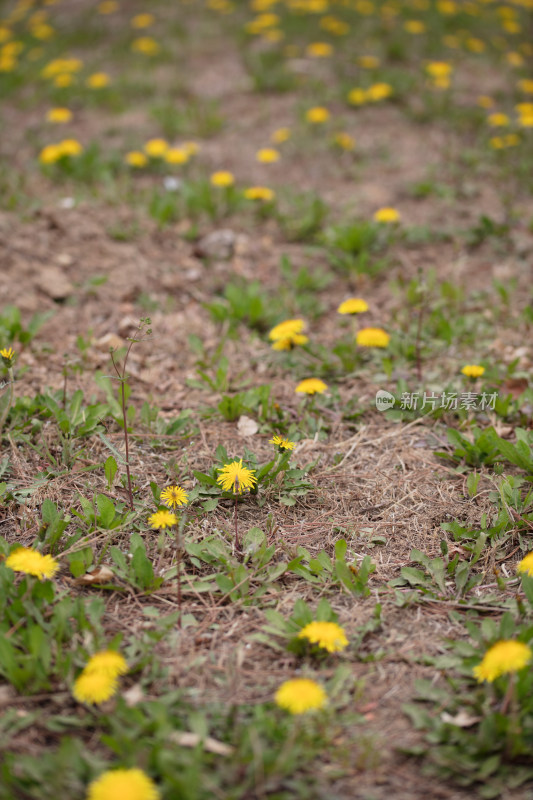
[75,565,115,585]
[123,683,144,707]
[169,731,234,756]
[441,710,480,728]
[237,415,258,437]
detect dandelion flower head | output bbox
[210,170,235,187]
[244,186,275,202]
[46,107,72,123]
[473,640,532,682]
[298,621,349,653]
[1,346,15,365]
[5,547,59,580]
[144,138,168,158]
[86,72,110,88]
[84,650,128,677]
[295,378,328,395]
[373,207,400,223]
[517,553,533,577]
[268,319,305,341]
[275,678,327,714]
[271,127,291,143]
[356,328,390,348]
[125,151,148,168]
[73,669,118,705]
[256,148,280,163]
[160,485,188,508]
[337,298,368,315]
[217,459,257,494]
[148,509,178,529]
[461,364,485,378]
[306,106,330,124]
[87,768,160,800]
[269,435,295,451]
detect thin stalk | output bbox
[176,526,182,629]
[111,344,134,511]
[0,367,14,439]
[234,495,240,554]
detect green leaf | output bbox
[244,527,265,554]
[203,497,219,512]
[132,547,154,589]
[104,456,118,489]
[96,494,116,528]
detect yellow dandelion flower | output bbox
[210,170,235,187]
[86,72,110,89]
[366,82,393,102]
[131,13,155,28]
[295,378,328,395]
[461,364,484,378]
[268,318,305,341]
[256,148,280,163]
[53,73,74,87]
[373,207,400,223]
[244,186,275,202]
[271,333,308,350]
[131,37,160,56]
[271,127,291,143]
[356,327,390,348]
[306,106,330,124]
[337,298,368,314]
[487,112,510,127]
[473,640,532,683]
[58,138,83,157]
[0,27,12,43]
[426,61,452,79]
[517,553,533,577]
[275,678,327,714]
[85,650,128,677]
[298,621,349,653]
[144,138,168,158]
[404,19,425,33]
[334,132,355,150]
[347,87,367,106]
[519,115,533,128]
[217,459,257,494]
[518,79,533,94]
[5,547,59,580]
[87,768,160,800]
[31,23,55,40]
[477,95,494,109]
[73,670,118,705]
[306,41,332,57]
[46,107,72,123]
[357,55,379,68]
[1,346,15,364]
[269,435,295,451]
[148,510,178,529]
[160,485,188,508]
[165,148,189,165]
[98,1,119,14]
[182,141,199,156]
[125,151,147,168]
[39,144,62,164]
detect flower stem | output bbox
[234,495,240,554]
[0,367,14,439]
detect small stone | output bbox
[37,266,74,300]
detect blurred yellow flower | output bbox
[269,319,305,341]
[5,547,59,580]
[347,87,367,106]
[244,186,275,201]
[356,327,390,347]
[271,333,308,350]
[306,106,330,124]
[306,41,332,57]
[125,151,148,167]
[256,148,280,163]
[271,127,291,143]
[59,138,83,156]
[144,138,169,158]
[46,107,72,123]
[374,207,400,223]
[334,132,355,150]
[473,640,532,683]
[518,79,533,94]
[131,37,160,55]
[275,678,327,714]
[295,378,328,395]
[148,510,178,529]
[477,95,494,109]
[131,13,155,28]
[338,298,368,314]
[39,144,62,164]
[517,553,533,577]
[86,72,110,88]
[461,364,484,378]
[404,19,425,33]
[210,170,235,187]
[98,1,119,13]
[87,769,160,800]
[487,112,510,127]
[84,650,128,677]
[73,669,118,705]
[53,73,74,87]
[298,621,348,652]
[367,82,393,102]
[269,435,295,451]
[165,148,189,164]
[357,55,380,69]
